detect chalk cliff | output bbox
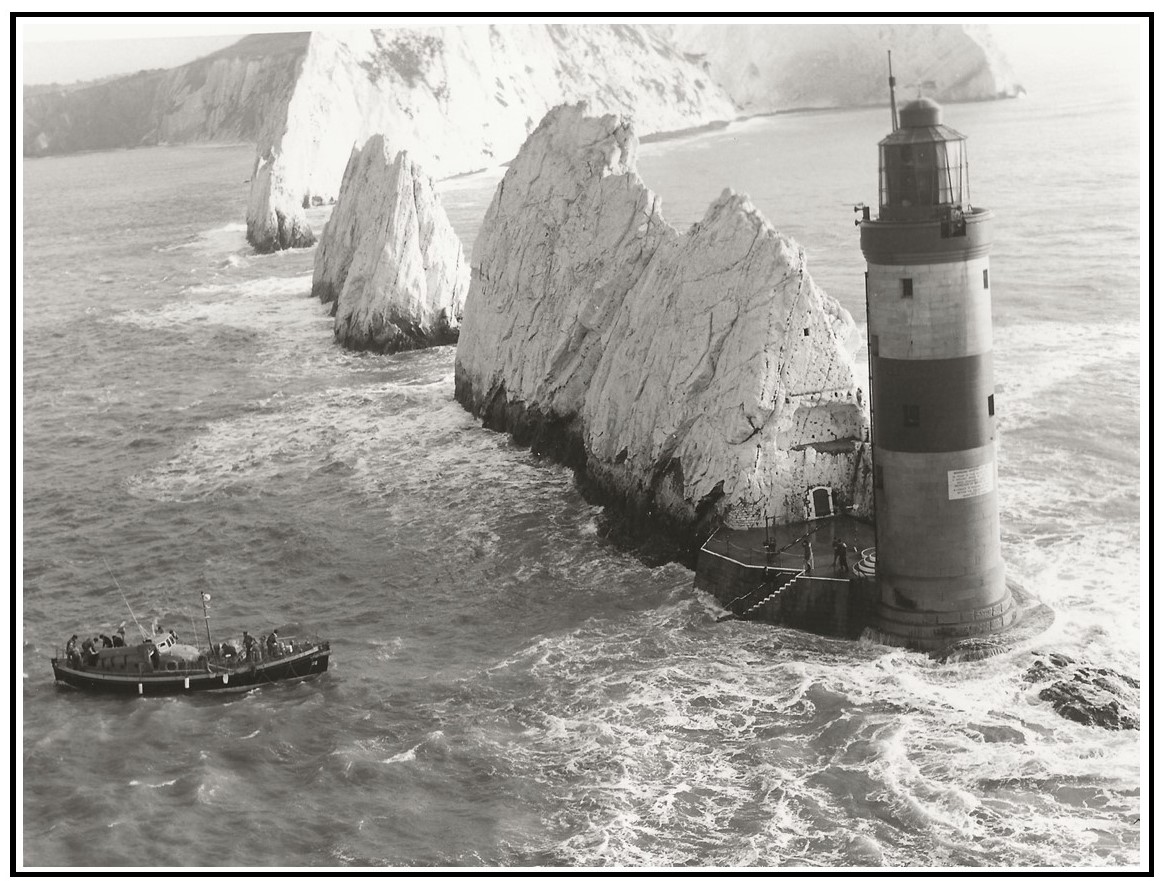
[455,104,870,547]
[664,22,1021,113]
[310,135,468,352]
[23,24,1019,163]
[24,23,1016,256]
[23,32,309,157]
[244,24,738,251]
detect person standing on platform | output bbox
[803,539,814,574]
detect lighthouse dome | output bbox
[899,97,942,127]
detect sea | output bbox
[19,54,1145,869]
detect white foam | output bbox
[110,273,329,339]
[473,591,1141,866]
[381,746,418,765]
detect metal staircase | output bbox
[739,569,807,620]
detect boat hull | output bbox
[51,645,331,696]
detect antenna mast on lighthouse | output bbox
[887,51,899,131]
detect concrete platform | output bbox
[696,515,1055,661]
[700,514,876,578]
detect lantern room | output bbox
[877,97,970,222]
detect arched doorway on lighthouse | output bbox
[805,486,834,520]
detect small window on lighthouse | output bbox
[983,269,990,289]
[904,404,920,427]
[988,394,995,416]
[901,278,913,298]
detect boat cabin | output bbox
[90,643,154,674]
[77,642,210,674]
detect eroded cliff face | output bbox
[455,104,871,550]
[664,23,1021,114]
[310,135,468,353]
[25,24,1017,258]
[244,24,739,251]
[23,33,309,157]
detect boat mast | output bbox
[200,592,215,651]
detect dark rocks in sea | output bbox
[452,365,708,568]
[1025,651,1140,731]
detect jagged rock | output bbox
[310,135,468,353]
[663,22,1021,114]
[1024,651,1140,730]
[455,103,870,553]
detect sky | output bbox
[18,15,1147,88]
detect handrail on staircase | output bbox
[729,568,805,616]
[737,568,810,619]
[723,583,766,612]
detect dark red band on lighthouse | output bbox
[871,354,994,453]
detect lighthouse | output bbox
[859,96,1017,650]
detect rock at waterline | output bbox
[455,103,871,551]
[1025,651,1140,731]
[246,146,317,253]
[310,135,468,354]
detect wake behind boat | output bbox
[51,587,331,697]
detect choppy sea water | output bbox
[20,63,1143,868]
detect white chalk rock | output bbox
[246,144,316,252]
[245,24,738,251]
[662,22,1021,113]
[311,135,468,353]
[456,104,871,535]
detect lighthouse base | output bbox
[862,579,1054,661]
[871,590,1018,649]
